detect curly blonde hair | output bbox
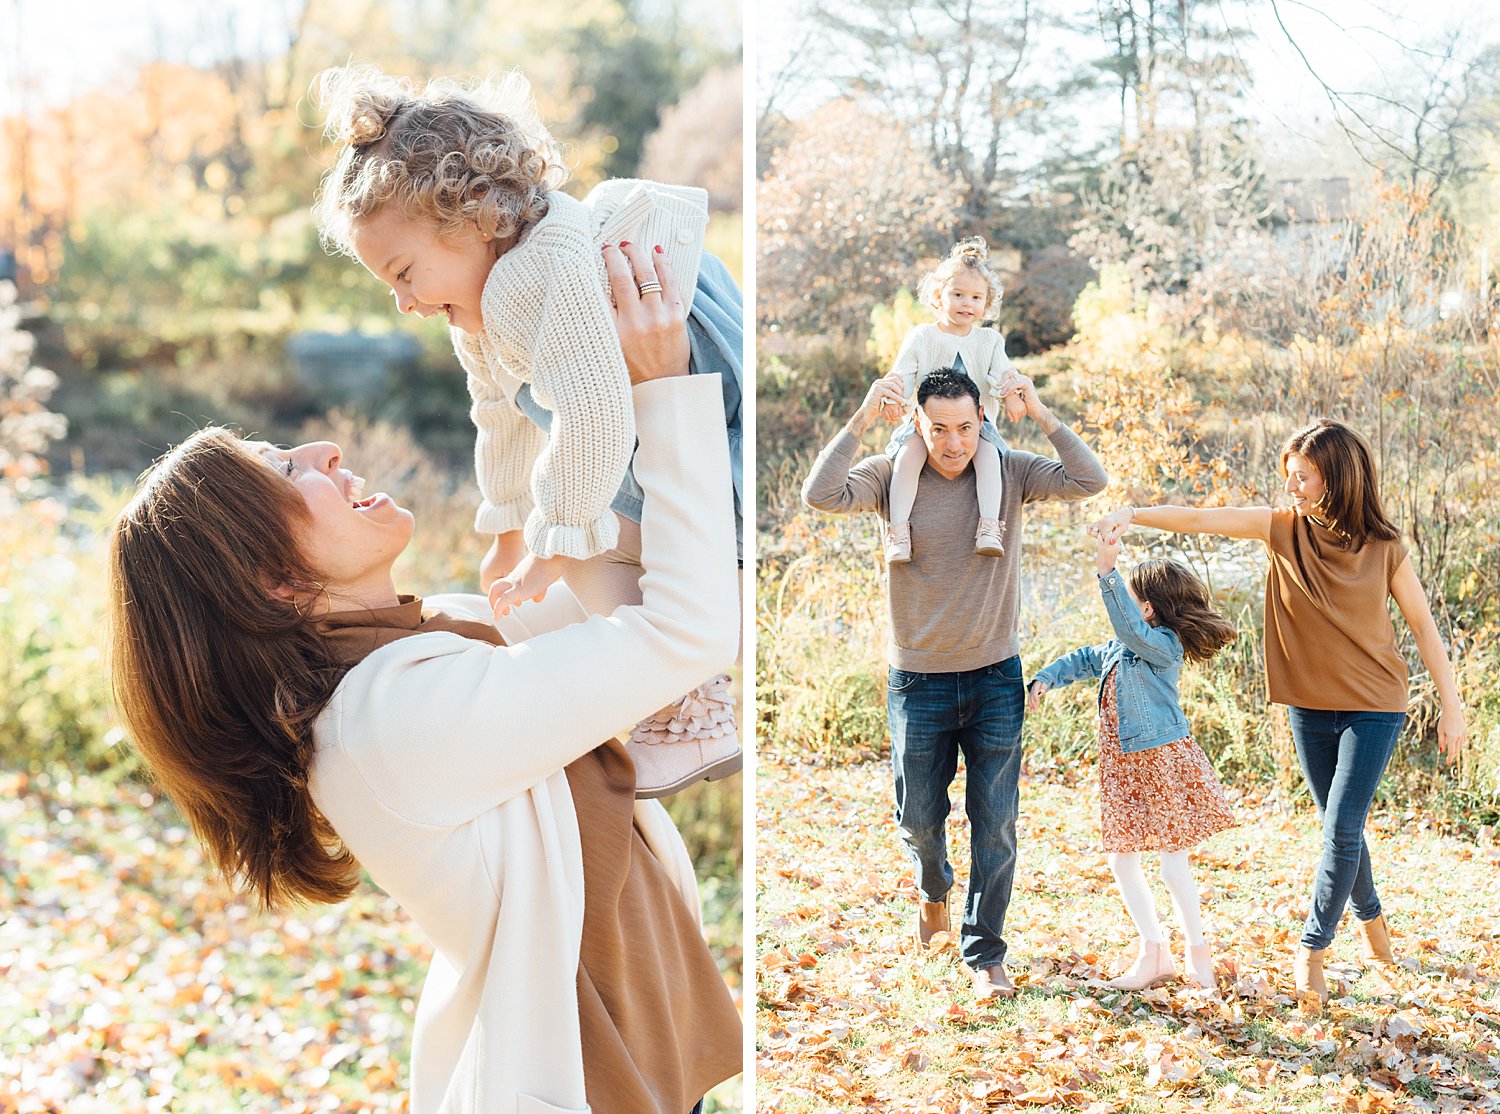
[311,64,569,257]
[918,237,1005,320]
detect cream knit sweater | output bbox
[892,323,1017,413]
[453,179,710,560]
[307,375,737,1114]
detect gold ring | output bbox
[636,279,663,295]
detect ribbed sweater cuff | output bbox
[474,496,533,536]
[523,509,621,560]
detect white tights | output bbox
[889,436,1002,525]
[1106,850,1205,946]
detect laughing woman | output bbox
[105,247,741,1113]
[1088,418,1465,1004]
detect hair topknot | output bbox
[918,235,1005,319]
[311,64,569,258]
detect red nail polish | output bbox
[654,245,663,254]
[620,240,632,248]
[601,243,611,251]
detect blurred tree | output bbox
[0,281,65,491]
[757,99,961,340]
[1073,1,1269,300]
[803,0,1048,231]
[640,63,743,212]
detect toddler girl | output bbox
[312,64,742,799]
[881,237,1026,564]
[1027,534,1237,990]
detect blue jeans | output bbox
[887,656,1025,971]
[1287,706,1406,950]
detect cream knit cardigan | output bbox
[453,179,710,560]
[891,323,1017,413]
[307,376,738,1114]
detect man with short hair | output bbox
[802,365,1107,999]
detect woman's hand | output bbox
[1088,506,1135,546]
[1026,679,1048,713]
[605,242,689,385]
[1438,702,1467,764]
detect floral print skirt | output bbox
[1098,667,1236,854]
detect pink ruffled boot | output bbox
[626,674,743,799]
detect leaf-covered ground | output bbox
[756,759,1500,1113]
[0,772,741,1113]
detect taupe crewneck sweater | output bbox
[803,424,1107,672]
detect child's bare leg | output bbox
[562,515,742,799]
[973,439,1006,556]
[885,437,926,564]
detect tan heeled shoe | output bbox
[1355,913,1394,964]
[1294,946,1329,1003]
[1106,939,1175,991]
[1185,943,1215,989]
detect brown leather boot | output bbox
[916,898,949,947]
[1294,946,1329,1004]
[1355,913,1394,965]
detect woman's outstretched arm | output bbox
[1389,557,1467,762]
[1090,503,1273,545]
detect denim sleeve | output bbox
[1033,641,1108,690]
[1098,569,1182,668]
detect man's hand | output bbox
[1005,371,1061,434]
[847,374,907,438]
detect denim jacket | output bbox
[1031,568,1193,754]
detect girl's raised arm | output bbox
[1389,557,1467,762]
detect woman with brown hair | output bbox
[1088,418,1466,1003]
[107,246,741,1113]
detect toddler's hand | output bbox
[995,369,1028,423]
[1094,532,1122,576]
[480,531,526,592]
[1026,680,1048,713]
[999,376,1028,424]
[489,552,574,618]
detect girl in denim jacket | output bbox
[1028,533,1236,991]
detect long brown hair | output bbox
[1279,418,1400,550]
[1128,559,1237,663]
[107,428,360,909]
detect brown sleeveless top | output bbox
[315,598,742,1113]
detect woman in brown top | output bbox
[1089,419,1465,1003]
